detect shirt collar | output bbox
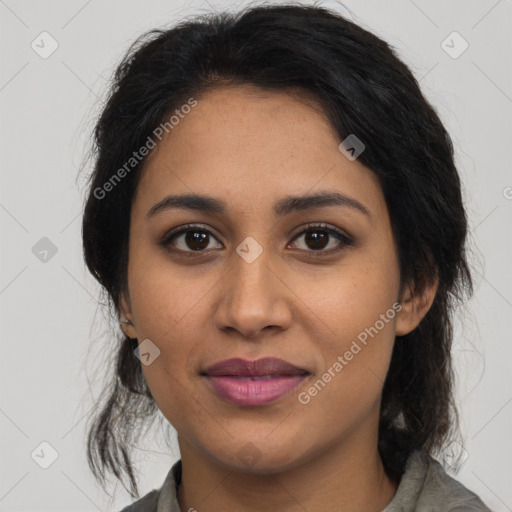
[154,455,422,512]
[157,459,182,512]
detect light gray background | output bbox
[1,0,511,510]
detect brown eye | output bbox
[161,222,353,257]
[289,223,353,254]
[162,225,223,252]
[183,229,210,250]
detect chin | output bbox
[205,435,313,475]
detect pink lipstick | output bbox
[202,357,309,406]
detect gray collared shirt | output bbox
[120,450,491,511]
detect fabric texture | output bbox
[119,450,491,511]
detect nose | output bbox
[213,244,293,341]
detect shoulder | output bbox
[118,489,160,512]
[117,460,182,512]
[384,450,492,511]
[420,452,491,511]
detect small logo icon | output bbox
[31,441,59,469]
[31,31,59,59]
[441,32,469,59]
[338,134,365,161]
[236,236,263,263]
[134,338,161,366]
[442,441,469,471]
[237,442,262,467]
[32,237,58,263]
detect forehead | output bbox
[145,85,338,166]
[133,85,385,222]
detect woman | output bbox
[81,3,491,511]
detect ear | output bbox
[395,273,439,336]
[119,291,138,339]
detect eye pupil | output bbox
[166,224,347,256]
[306,230,328,250]
[185,230,209,250]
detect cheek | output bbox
[301,255,400,345]
[296,290,398,436]
[128,244,216,335]
[298,258,399,403]
[126,255,194,389]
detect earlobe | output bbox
[395,276,438,336]
[119,292,137,339]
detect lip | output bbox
[202,357,309,406]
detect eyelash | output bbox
[160,222,354,258]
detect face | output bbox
[120,85,424,473]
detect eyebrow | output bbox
[146,191,371,220]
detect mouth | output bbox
[201,357,310,406]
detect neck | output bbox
[176,428,398,512]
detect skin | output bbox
[120,85,438,512]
